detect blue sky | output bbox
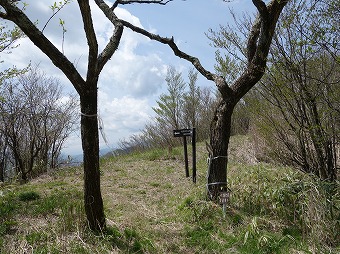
[1,0,256,155]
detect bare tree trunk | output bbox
[207,99,235,199]
[80,87,105,231]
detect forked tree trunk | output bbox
[80,87,105,231]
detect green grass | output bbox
[0,136,339,253]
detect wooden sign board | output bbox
[173,129,193,137]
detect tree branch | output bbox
[97,25,123,72]
[77,0,99,81]
[252,0,269,20]
[111,0,174,9]
[120,19,214,80]
[232,0,289,100]
[246,15,261,63]
[42,0,70,33]
[247,0,269,64]
[94,0,124,72]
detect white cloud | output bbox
[100,93,153,131]
[101,50,167,97]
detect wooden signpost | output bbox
[173,128,196,183]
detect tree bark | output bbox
[80,85,105,231]
[207,99,235,199]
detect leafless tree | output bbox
[0,67,78,181]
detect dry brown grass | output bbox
[101,155,203,252]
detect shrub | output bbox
[18,191,40,201]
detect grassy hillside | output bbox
[1,136,339,253]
